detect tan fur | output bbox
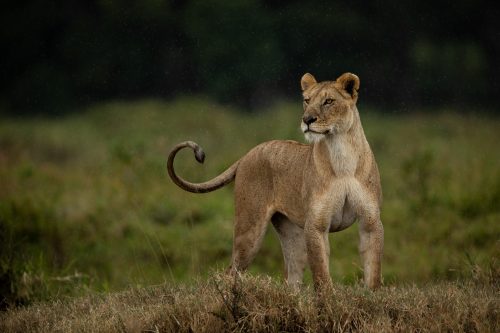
[167,73,383,290]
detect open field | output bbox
[0,98,499,329]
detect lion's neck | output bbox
[317,113,368,177]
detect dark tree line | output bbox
[1,0,498,114]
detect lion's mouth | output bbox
[301,121,332,135]
[304,128,330,135]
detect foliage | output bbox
[0,0,498,113]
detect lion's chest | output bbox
[328,178,365,232]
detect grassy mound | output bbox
[1,271,498,332]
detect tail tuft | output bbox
[167,141,238,193]
[194,146,205,163]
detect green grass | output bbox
[0,97,499,308]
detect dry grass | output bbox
[1,271,498,333]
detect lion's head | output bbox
[300,72,360,142]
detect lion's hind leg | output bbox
[272,214,308,289]
[229,203,272,275]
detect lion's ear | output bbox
[301,73,317,91]
[336,73,360,98]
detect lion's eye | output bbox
[304,98,310,104]
[324,98,334,105]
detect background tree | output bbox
[0,0,498,114]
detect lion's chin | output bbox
[304,131,326,143]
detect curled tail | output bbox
[167,141,239,193]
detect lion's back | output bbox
[234,140,310,206]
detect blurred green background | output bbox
[0,0,499,308]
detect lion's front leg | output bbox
[358,212,384,289]
[347,181,384,290]
[304,219,332,290]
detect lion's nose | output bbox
[303,115,317,125]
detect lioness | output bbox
[167,73,383,289]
